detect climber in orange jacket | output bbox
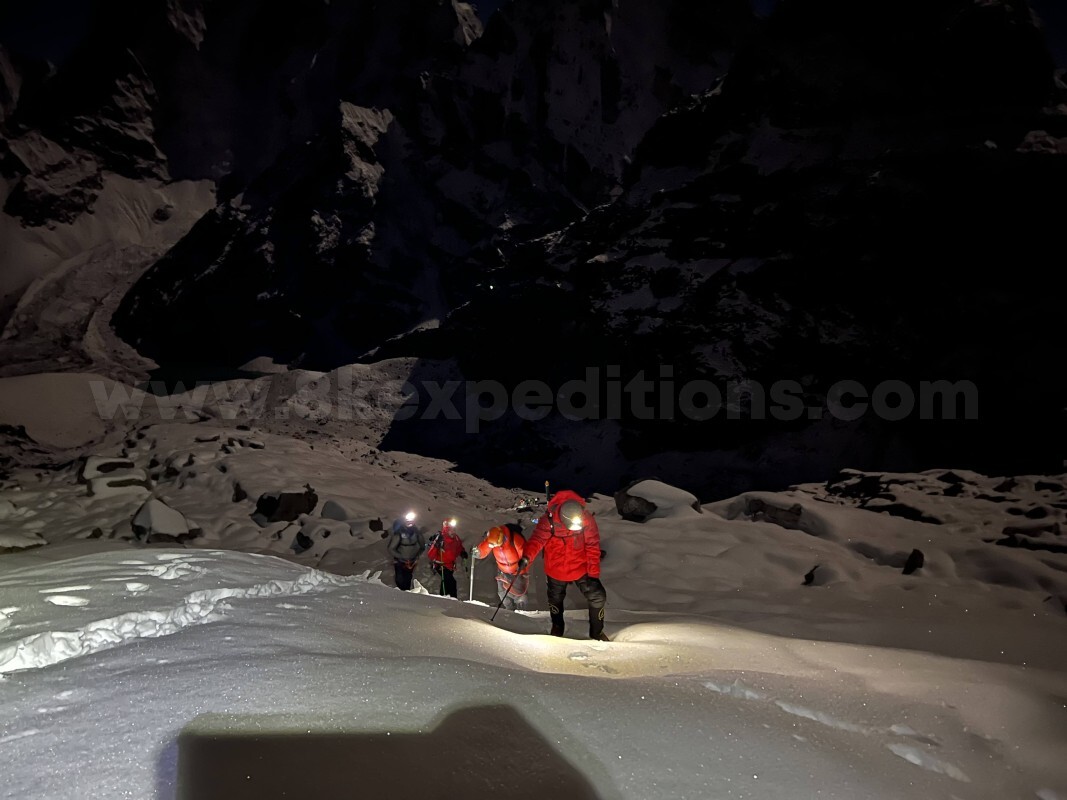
[471,524,529,611]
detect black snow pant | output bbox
[436,567,458,598]
[546,575,607,638]
[394,559,415,591]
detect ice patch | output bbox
[703,680,767,702]
[43,596,90,608]
[774,701,872,734]
[890,724,941,746]
[140,561,205,580]
[887,743,970,783]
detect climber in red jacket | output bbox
[518,490,609,641]
[427,518,468,598]
[472,524,529,610]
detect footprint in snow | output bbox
[44,596,90,607]
[890,724,942,747]
[567,651,618,674]
[0,730,39,746]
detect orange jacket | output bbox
[523,491,601,581]
[473,526,527,575]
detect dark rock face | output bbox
[291,530,314,554]
[614,483,659,522]
[1,132,105,226]
[108,0,755,375]
[902,548,925,575]
[746,497,805,531]
[3,0,1064,497]
[0,46,21,124]
[253,485,319,526]
[401,0,1066,496]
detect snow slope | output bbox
[1,549,1066,800]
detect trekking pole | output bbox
[468,556,475,601]
[490,573,519,622]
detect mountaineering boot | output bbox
[588,601,607,641]
[549,600,565,637]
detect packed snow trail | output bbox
[0,550,1065,799]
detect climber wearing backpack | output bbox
[518,491,608,640]
[471,523,529,610]
[388,511,426,591]
[427,518,468,598]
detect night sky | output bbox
[2,0,1064,66]
[0,0,91,63]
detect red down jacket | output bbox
[427,530,466,570]
[523,490,601,582]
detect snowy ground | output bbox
[1,371,1066,798]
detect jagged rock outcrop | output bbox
[111,0,754,375]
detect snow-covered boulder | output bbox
[88,472,152,498]
[82,454,152,497]
[301,518,353,541]
[745,497,805,532]
[615,479,701,522]
[320,499,356,522]
[0,529,46,552]
[82,456,137,481]
[131,498,199,544]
